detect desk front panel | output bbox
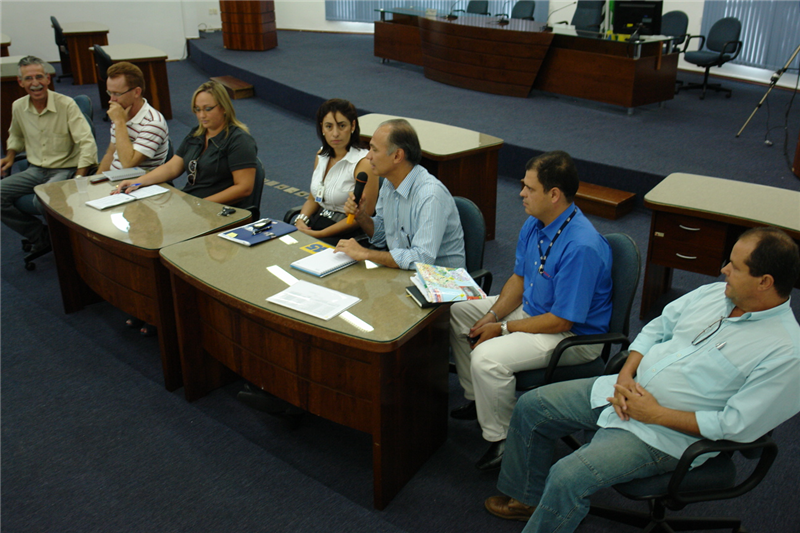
[162,233,450,508]
[65,30,108,85]
[36,180,250,390]
[419,16,553,97]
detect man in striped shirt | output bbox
[96,62,169,174]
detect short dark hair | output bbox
[740,227,800,298]
[107,61,145,91]
[315,99,362,158]
[17,55,48,77]
[525,151,579,202]
[381,119,422,166]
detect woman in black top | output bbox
[115,80,258,335]
[115,80,258,206]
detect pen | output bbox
[716,341,726,349]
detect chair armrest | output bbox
[544,332,631,383]
[684,33,705,52]
[721,39,743,60]
[470,268,493,294]
[283,205,303,224]
[604,349,631,375]
[666,435,778,507]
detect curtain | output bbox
[701,0,800,71]
[326,1,550,24]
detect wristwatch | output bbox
[500,322,509,336]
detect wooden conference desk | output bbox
[375,10,677,108]
[359,113,503,240]
[641,173,800,318]
[60,21,109,85]
[160,233,450,509]
[94,44,172,119]
[34,180,250,390]
[0,56,56,152]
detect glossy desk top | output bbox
[645,173,800,233]
[34,180,250,251]
[160,231,441,345]
[360,113,503,158]
[1,56,56,78]
[98,44,167,61]
[60,22,110,34]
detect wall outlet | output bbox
[209,8,218,15]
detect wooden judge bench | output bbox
[220,0,278,51]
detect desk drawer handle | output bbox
[675,253,697,260]
[678,225,701,232]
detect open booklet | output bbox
[407,262,487,306]
[85,185,169,210]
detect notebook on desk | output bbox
[290,248,357,277]
[85,185,168,210]
[102,167,146,182]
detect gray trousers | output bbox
[0,165,74,247]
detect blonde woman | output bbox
[115,80,257,206]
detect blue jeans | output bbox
[497,377,680,533]
[0,164,74,246]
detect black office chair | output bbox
[514,233,640,393]
[510,1,535,21]
[676,17,743,99]
[454,1,491,16]
[50,16,73,82]
[236,158,265,222]
[570,1,604,33]
[661,10,689,53]
[93,44,113,116]
[453,196,492,294]
[588,351,780,533]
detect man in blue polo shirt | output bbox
[449,150,612,470]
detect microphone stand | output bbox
[736,43,800,138]
[495,0,511,25]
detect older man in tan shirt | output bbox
[0,55,97,258]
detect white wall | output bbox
[0,0,198,61]
[1,1,795,88]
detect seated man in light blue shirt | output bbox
[336,118,465,270]
[484,227,800,533]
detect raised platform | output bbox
[185,30,800,207]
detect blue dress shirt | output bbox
[513,206,613,335]
[370,165,466,270]
[592,282,800,465]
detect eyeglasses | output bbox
[106,87,135,98]
[187,159,198,186]
[21,74,48,82]
[692,317,724,346]
[193,104,219,114]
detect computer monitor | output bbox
[613,1,663,36]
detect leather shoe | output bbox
[450,400,477,420]
[484,495,535,521]
[476,439,505,470]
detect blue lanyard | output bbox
[537,208,577,275]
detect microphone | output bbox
[346,172,368,225]
[446,1,458,20]
[628,23,644,42]
[495,1,511,25]
[545,1,577,29]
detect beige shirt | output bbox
[6,89,97,170]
